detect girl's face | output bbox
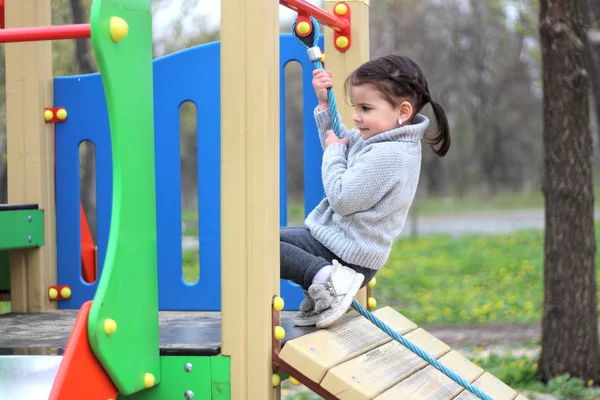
[349,83,404,140]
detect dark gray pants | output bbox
[280,226,377,290]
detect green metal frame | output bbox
[0,209,44,250]
[117,356,231,400]
[49,0,233,398]
[86,0,160,395]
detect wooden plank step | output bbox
[278,306,418,383]
[374,350,484,399]
[321,327,451,399]
[453,372,518,400]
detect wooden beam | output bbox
[220,0,280,399]
[5,0,56,312]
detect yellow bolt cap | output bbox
[49,288,58,300]
[296,21,311,36]
[60,287,72,299]
[290,376,301,386]
[368,277,376,288]
[368,297,377,310]
[273,296,284,311]
[272,373,281,387]
[336,36,349,49]
[274,326,285,341]
[110,17,129,42]
[44,109,53,121]
[144,372,155,388]
[104,318,117,335]
[334,3,348,15]
[56,108,67,121]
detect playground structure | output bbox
[0,0,532,399]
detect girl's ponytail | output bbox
[426,99,451,157]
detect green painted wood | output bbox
[118,356,212,400]
[0,251,9,291]
[0,210,44,250]
[86,0,160,395]
[211,356,231,399]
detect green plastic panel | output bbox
[211,356,231,399]
[86,0,160,395]
[0,210,44,250]
[0,251,9,291]
[118,356,213,400]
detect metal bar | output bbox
[279,0,348,32]
[0,24,90,43]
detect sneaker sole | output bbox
[315,273,364,329]
[293,313,320,327]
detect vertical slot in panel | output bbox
[180,100,199,285]
[284,60,305,227]
[79,140,97,284]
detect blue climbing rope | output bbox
[291,17,493,400]
[352,300,492,400]
[291,16,341,138]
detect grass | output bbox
[468,351,600,400]
[376,224,600,326]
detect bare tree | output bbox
[585,0,600,139]
[538,0,600,383]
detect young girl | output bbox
[281,54,450,329]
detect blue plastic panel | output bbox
[54,33,325,311]
[55,72,112,309]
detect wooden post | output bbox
[324,0,370,308]
[5,1,56,312]
[221,0,280,399]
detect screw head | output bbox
[184,390,195,399]
[184,362,193,372]
[28,236,32,243]
[28,215,32,222]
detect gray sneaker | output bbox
[293,260,364,328]
[299,291,315,312]
[293,287,333,326]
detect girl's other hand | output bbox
[324,129,349,148]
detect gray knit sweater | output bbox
[305,107,429,270]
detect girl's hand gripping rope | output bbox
[313,69,333,111]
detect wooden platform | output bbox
[0,309,317,356]
[278,306,529,400]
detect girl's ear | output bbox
[397,100,413,125]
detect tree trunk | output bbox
[538,0,600,384]
[584,0,600,137]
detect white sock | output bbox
[313,265,333,284]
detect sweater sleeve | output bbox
[314,106,360,150]
[321,144,405,216]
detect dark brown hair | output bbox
[344,55,450,157]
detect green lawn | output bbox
[376,228,551,325]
